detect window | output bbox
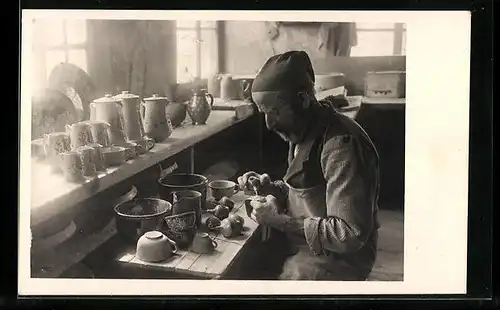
[33,19,89,84]
[176,21,219,83]
[350,23,406,57]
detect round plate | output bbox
[48,63,97,121]
[31,88,78,140]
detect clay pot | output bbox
[165,102,187,128]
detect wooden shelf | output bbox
[32,219,117,278]
[31,110,253,227]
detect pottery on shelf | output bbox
[165,102,187,128]
[186,89,214,125]
[141,94,173,142]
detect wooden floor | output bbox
[367,209,404,281]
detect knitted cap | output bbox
[251,50,315,93]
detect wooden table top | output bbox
[117,191,261,279]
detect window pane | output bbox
[356,22,395,30]
[45,50,66,77]
[350,31,395,57]
[177,30,198,83]
[66,19,87,45]
[41,19,65,47]
[68,49,88,72]
[176,20,197,28]
[200,29,218,79]
[200,20,216,28]
[401,30,406,55]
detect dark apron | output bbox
[278,107,379,281]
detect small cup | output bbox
[208,180,239,200]
[191,232,218,254]
[66,122,93,151]
[87,121,111,147]
[59,151,85,182]
[116,142,138,160]
[136,231,178,263]
[76,146,97,177]
[43,132,71,173]
[102,146,127,166]
[87,143,106,171]
[130,137,155,155]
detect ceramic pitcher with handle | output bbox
[186,89,214,125]
[113,91,144,141]
[140,94,173,142]
[90,94,127,145]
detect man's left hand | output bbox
[250,195,280,224]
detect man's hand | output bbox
[249,195,281,225]
[237,171,272,195]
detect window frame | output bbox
[352,22,406,57]
[34,19,89,85]
[175,21,219,83]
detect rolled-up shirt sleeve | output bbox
[304,134,375,254]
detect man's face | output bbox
[252,91,309,143]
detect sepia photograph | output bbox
[19,10,470,296]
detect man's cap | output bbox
[251,50,315,93]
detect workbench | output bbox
[117,191,260,279]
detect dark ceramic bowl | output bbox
[114,198,171,244]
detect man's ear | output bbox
[298,92,311,109]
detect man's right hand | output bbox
[237,171,272,195]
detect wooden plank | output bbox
[31,110,254,227]
[205,240,242,276]
[174,251,200,271]
[187,239,231,277]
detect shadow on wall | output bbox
[222,21,406,96]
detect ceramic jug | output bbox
[140,94,173,142]
[90,94,127,145]
[186,89,214,125]
[113,91,144,141]
[207,73,222,98]
[220,74,241,101]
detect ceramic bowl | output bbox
[114,197,171,243]
[208,180,239,200]
[102,146,127,166]
[136,230,178,263]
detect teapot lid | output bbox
[93,94,120,104]
[144,231,163,240]
[114,90,140,100]
[143,94,169,102]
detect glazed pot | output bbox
[141,94,173,142]
[165,102,187,128]
[186,89,214,125]
[158,173,209,209]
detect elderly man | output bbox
[237,50,380,281]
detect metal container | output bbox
[158,173,209,209]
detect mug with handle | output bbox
[191,232,218,254]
